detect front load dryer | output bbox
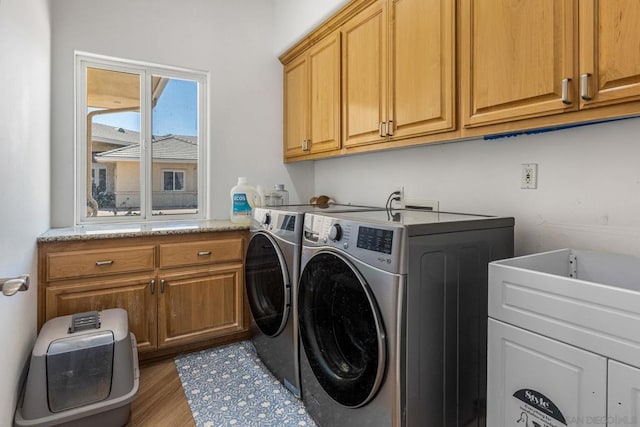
[297,209,514,426]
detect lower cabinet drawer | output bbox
[159,238,243,268]
[47,246,156,281]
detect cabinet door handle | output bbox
[561,78,572,105]
[378,122,385,138]
[302,139,310,151]
[150,279,155,295]
[197,251,212,257]
[386,120,394,136]
[95,260,113,266]
[581,73,592,101]
[161,279,166,293]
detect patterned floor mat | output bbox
[174,341,316,427]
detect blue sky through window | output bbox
[92,78,198,136]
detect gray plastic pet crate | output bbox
[15,308,139,427]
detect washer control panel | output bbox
[356,226,393,254]
[303,213,405,274]
[252,208,301,244]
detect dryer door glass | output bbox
[245,233,290,337]
[298,252,386,408]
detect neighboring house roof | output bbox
[95,135,198,163]
[92,122,140,146]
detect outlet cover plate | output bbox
[521,163,538,189]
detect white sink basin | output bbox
[489,248,640,367]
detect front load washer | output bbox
[297,209,514,426]
[244,204,383,398]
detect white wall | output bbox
[0,0,51,423]
[272,0,349,55]
[314,118,640,257]
[50,0,314,227]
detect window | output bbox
[163,170,185,191]
[75,53,207,223]
[91,166,107,192]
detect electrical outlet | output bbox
[521,163,538,189]
[391,186,404,209]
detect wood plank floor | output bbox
[128,358,195,426]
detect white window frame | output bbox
[74,52,209,224]
[162,169,186,192]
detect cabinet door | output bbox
[608,360,640,425]
[390,0,455,139]
[45,276,157,352]
[283,54,308,159]
[487,319,607,427]
[342,0,388,148]
[308,32,341,154]
[158,265,244,348]
[461,0,576,127]
[579,0,640,108]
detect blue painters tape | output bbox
[483,115,639,140]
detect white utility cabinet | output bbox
[488,248,640,427]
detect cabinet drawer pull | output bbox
[378,122,385,138]
[386,120,394,136]
[198,251,212,257]
[150,279,155,295]
[561,78,572,105]
[161,279,166,293]
[581,73,592,101]
[95,260,114,266]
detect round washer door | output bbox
[298,251,386,408]
[245,233,290,337]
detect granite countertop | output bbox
[38,220,249,243]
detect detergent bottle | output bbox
[230,177,258,224]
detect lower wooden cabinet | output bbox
[38,230,249,359]
[158,265,245,348]
[45,275,157,351]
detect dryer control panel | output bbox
[303,213,406,274]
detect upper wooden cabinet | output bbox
[461,0,576,128]
[579,0,640,109]
[283,32,341,160]
[390,0,455,140]
[281,0,456,159]
[280,0,640,161]
[342,0,455,148]
[283,55,308,159]
[342,0,389,148]
[461,0,640,129]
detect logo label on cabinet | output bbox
[513,389,567,427]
